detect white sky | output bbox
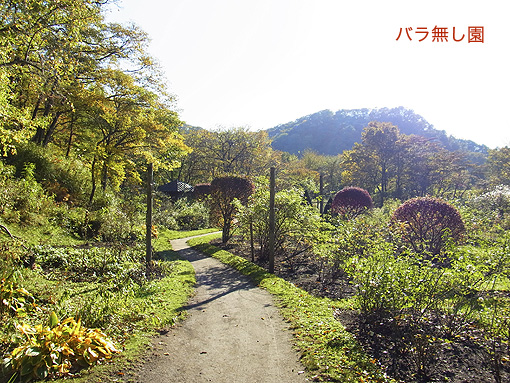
[105,0,510,149]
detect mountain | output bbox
[266,107,488,159]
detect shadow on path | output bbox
[132,234,307,383]
[175,246,264,311]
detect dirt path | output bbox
[132,235,308,383]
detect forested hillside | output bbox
[267,106,488,158]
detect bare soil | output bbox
[216,237,510,383]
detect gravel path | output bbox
[132,235,308,383]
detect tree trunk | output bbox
[65,117,75,157]
[250,221,255,262]
[222,220,231,243]
[319,173,324,214]
[101,162,108,191]
[146,163,153,269]
[42,111,63,146]
[89,156,97,204]
[380,163,386,207]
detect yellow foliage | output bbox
[4,313,120,381]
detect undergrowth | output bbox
[1,228,198,383]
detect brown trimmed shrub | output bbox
[331,186,374,219]
[392,196,465,257]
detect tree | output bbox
[341,143,380,195]
[178,127,273,184]
[295,150,343,195]
[210,176,254,243]
[361,122,400,206]
[487,147,510,186]
[85,69,189,203]
[342,125,475,203]
[0,0,166,156]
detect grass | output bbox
[188,233,395,383]
[156,227,219,242]
[5,222,85,247]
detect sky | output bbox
[105,0,510,149]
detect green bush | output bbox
[6,143,89,205]
[0,162,55,226]
[466,185,510,231]
[317,218,382,284]
[58,193,145,242]
[235,185,328,264]
[153,195,210,231]
[174,199,210,230]
[33,245,144,281]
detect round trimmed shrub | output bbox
[392,196,465,256]
[331,187,374,219]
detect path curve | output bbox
[132,235,308,383]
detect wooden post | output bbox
[319,173,324,214]
[250,221,255,263]
[268,167,276,274]
[146,163,153,269]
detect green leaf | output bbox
[25,347,40,358]
[35,364,49,379]
[20,360,33,376]
[49,312,59,328]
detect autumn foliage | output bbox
[392,196,465,257]
[331,187,374,219]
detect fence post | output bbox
[268,167,275,274]
[320,173,324,214]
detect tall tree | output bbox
[487,147,510,186]
[178,127,273,184]
[341,143,380,195]
[361,122,400,206]
[210,176,254,243]
[86,68,188,202]
[0,0,159,153]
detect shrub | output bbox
[0,162,55,226]
[0,271,38,318]
[331,186,374,219]
[468,185,510,229]
[153,196,210,231]
[6,143,89,205]
[318,218,380,285]
[153,192,180,230]
[174,199,210,230]
[3,313,119,382]
[235,186,327,264]
[392,196,465,257]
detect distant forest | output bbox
[266,106,488,159]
